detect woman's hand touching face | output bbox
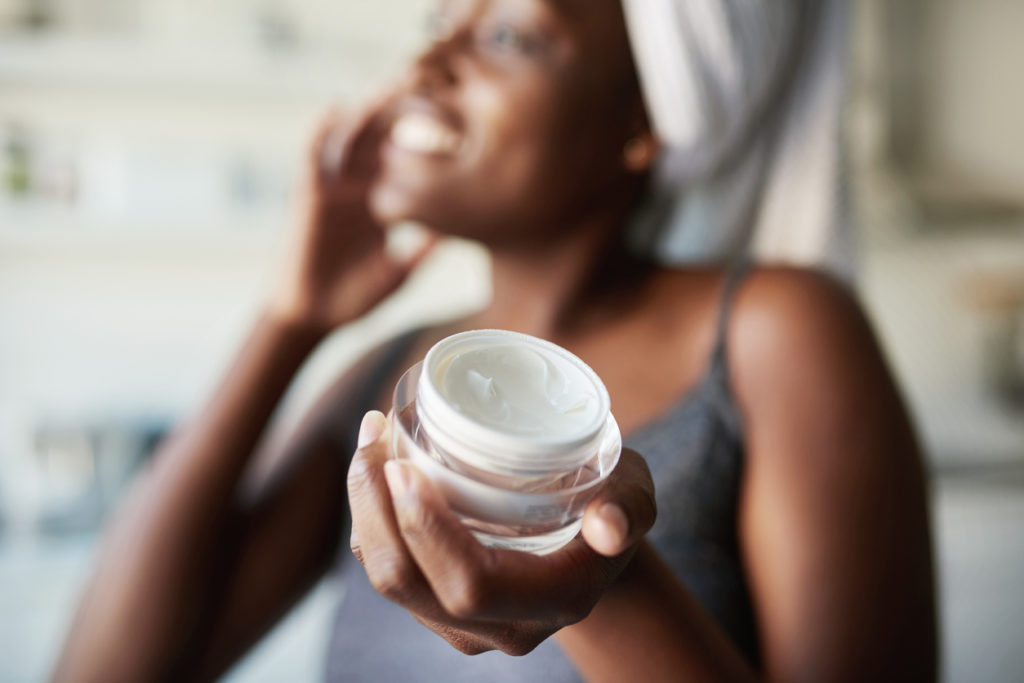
[268,101,436,334]
[346,411,657,656]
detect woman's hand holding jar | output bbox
[347,410,657,656]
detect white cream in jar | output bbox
[439,344,600,438]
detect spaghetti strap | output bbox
[709,257,753,372]
[701,258,754,440]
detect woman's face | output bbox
[369,0,646,244]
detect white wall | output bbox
[919,0,1024,197]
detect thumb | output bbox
[580,448,657,557]
[357,409,389,451]
[347,411,393,507]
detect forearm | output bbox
[152,312,325,505]
[556,541,758,683]
[54,312,326,681]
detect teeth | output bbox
[391,112,461,154]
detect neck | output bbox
[471,211,650,341]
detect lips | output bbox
[389,110,463,156]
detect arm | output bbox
[53,102,431,682]
[732,269,936,681]
[53,315,327,682]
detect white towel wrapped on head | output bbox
[622,0,852,278]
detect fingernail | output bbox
[600,503,629,549]
[384,460,411,498]
[357,411,386,449]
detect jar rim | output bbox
[417,329,611,474]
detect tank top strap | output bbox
[709,257,753,373]
[702,257,754,440]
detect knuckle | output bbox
[395,498,439,538]
[396,504,462,560]
[500,639,541,658]
[438,573,489,619]
[494,627,546,657]
[367,555,419,604]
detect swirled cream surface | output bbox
[435,344,600,438]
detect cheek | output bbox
[475,72,628,191]
[465,80,583,204]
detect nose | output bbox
[406,28,463,91]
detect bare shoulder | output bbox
[732,266,867,352]
[727,267,886,402]
[723,264,923,478]
[724,264,924,496]
[643,266,864,374]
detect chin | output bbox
[368,181,463,236]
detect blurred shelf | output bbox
[0,206,284,257]
[0,33,400,102]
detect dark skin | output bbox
[53,1,937,681]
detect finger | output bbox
[386,459,546,620]
[385,460,598,624]
[337,92,396,181]
[313,94,391,186]
[383,459,491,616]
[346,411,438,613]
[580,448,657,557]
[310,107,346,180]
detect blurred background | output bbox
[1,0,1022,681]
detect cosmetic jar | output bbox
[390,329,621,555]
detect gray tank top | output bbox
[324,264,757,681]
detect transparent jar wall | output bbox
[391,362,622,555]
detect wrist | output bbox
[259,301,334,345]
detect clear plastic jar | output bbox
[390,330,621,555]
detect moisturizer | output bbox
[438,344,600,438]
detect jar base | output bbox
[465,519,582,555]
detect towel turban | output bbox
[622,0,853,278]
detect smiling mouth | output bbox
[390,112,463,156]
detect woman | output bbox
[54,1,936,681]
